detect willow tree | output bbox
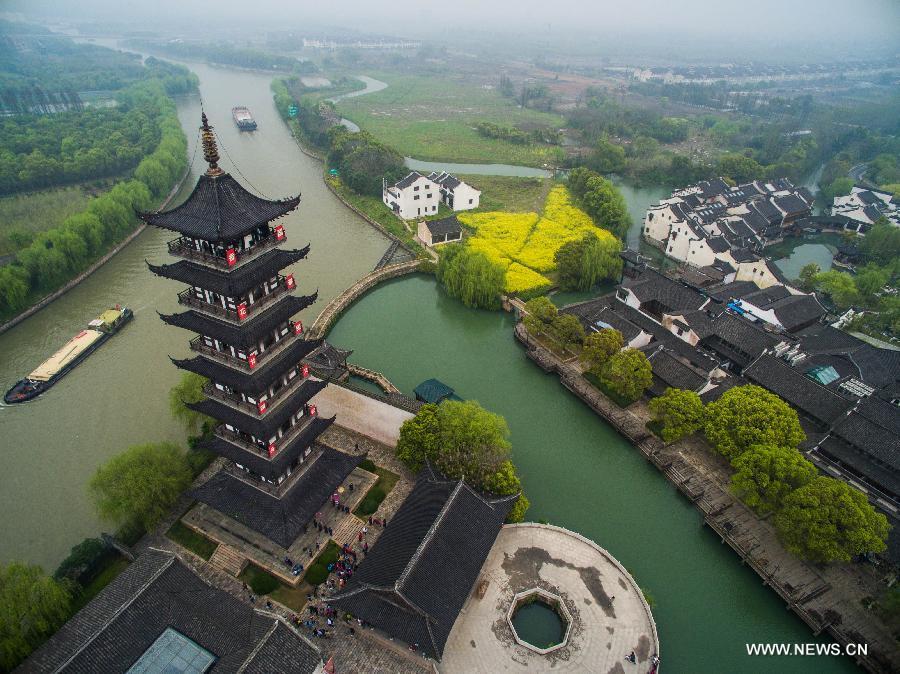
[436,245,505,310]
[555,231,622,291]
[168,372,210,432]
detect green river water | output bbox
[0,49,858,672]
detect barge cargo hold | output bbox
[232,106,257,131]
[4,306,133,404]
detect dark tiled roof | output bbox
[699,376,744,403]
[730,248,759,263]
[438,174,462,190]
[698,178,730,198]
[744,285,792,304]
[817,436,900,498]
[796,324,865,354]
[751,199,783,225]
[188,379,327,438]
[699,313,781,369]
[191,446,362,548]
[413,378,455,404]
[707,236,729,253]
[160,294,317,349]
[623,268,707,313]
[768,295,827,332]
[147,246,310,298]
[741,210,770,235]
[856,190,881,206]
[563,298,643,342]
[394,172,425,189]
[171,339,324,395]
[140,173,300,243]
[424,216,462,236]
[328,467,516,659]
[19,550,321,673]
[744,355,853,427]
[201,415,335,482]
[305,342,352,380]
[645,346,707,394]
[774,194,811,217]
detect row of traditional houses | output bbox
[563,251,900,561]
[382,170,481,220]
[831,185,899,229]
[643,177,814,278]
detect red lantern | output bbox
[248,353,257,369]
[285,274,295,290]
[301,363,309,378]
[293,321,304,335]
[267,442,276,457]
[225,248,237,266]
[275,225,285,241]
[257,399,267,415]
[309,404,317,417]
[237,302,248,321]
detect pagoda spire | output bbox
[201,112,224,177]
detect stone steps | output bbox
[209,544,247,577]
[330,513,366,547]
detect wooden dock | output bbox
[348,363,401,394]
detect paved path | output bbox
[441,524,659,674]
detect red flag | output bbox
[248,353,257,369]
[225,248,237,266]
[274,224,285,241]
[285,274,295,290]
[237,303,248,321]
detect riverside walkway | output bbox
[307,260,421,339]
[514,322,899,674]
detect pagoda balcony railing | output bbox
[215,414,316,460]
[188,330,300,371]
[166,227,283,270]
[203,367,312,416]
[177,276,290,321]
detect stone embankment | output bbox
[0,168,190,335]
[514,322,899,674]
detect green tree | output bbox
[774,476,889,562]
[589,137,626,174]
[813,270,860,310]
[168,372,209,432]
[798,262,820,292]
[483,460,530,523]
[0,562,72,671]
[819,177,854,204]
[855,264,890,301]
[703,385,805,459]
[554,232,622,291]
[715,153,765,183]
[581,328,624,372]
[598,348,652,403]
[730,444,818,515]
[395,403,440,471]
[648,387,704,442]
[859,219,900,267]
[436,245,506,310]
[549,313,585,348]
[89,442,193,531]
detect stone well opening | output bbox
[507,589,572,654]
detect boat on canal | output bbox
[232,106,257,131]
[3,306,133,404]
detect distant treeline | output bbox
[0,79,188,317]
[132,39,319,74]
[476,121,561,146]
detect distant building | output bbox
[831,186,899,230]
[383,172,440,219]
[643,177,813,279]
[426,171,481,211]
[417,215,462,247]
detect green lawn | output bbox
[459,175,554,213]
[238,562,311,611]
[70,556,130,614]
[335,72,566,166]
[166,520,218,560]
[0,186,93,256]
[354,459,400,517]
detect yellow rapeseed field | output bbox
[458,185,616,296]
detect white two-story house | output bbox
[427,171,481,212]
[382,172,440,219]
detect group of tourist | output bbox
[624,650,660,673]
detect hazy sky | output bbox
[7,0,900,61]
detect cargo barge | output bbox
[232,106,257,131]
[4,306,133,404]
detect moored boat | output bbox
[232,106,257,131]
[3,306,133,404]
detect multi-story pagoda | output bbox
[145,113,361,549]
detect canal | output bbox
[0,50,858,672]
[327,275,858,673]
[0,60,389,572]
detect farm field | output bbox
[458,174,554,213]
[459,185,618,296]
[0,186,94,257]
[335,72,566,166]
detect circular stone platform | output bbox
[441,523,659,673]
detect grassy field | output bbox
[238,563,309,611]
[354,459,400,517]
[166,520,218,560]
[0,186,93,257]
[459,175,554,213]
[335,72,566,166]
